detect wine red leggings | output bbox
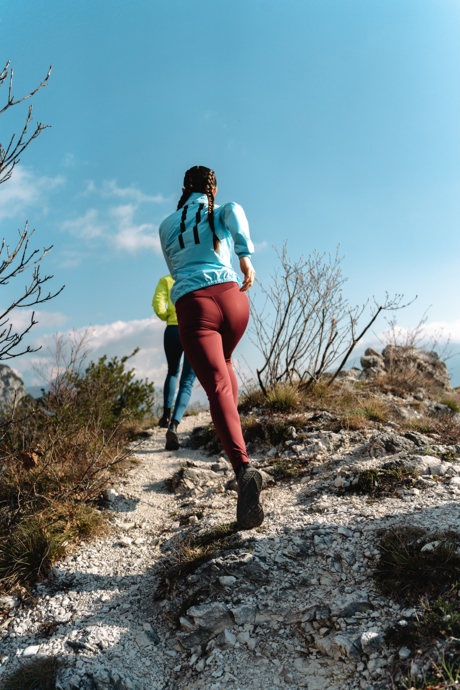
[176,282,250,472]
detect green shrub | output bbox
[0,343,152,591]
[441,398,460,414]
[67,348,155,427]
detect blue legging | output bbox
[163,325,196,423]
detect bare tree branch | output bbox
[0,61,52,114]
[0,60,63,360]
[0,62,52,184]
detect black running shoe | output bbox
[236,464,264,530]
[165,421,179,451]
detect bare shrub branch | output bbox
[249,242,414,394]
[0,223,65,360]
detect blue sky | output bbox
[1,0,459,393]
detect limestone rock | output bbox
[217,628,236,647]
[405,455,451,476]
[361,630,383,654]
[0,365,27,407]
[330,594,372,618]
[231,604,257,626]
[370,431,415,455]
[0,596,19,610]
[314,631,361,660]
[90,667,141,690]
[382,345,451,390]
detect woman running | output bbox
[159,165,264,530]
[152,274,196,450]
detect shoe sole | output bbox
[237,467,264,530]
[165,429,179,451]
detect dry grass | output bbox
[370,369,442,398]
[403,414,460,446]
[266,383,299,412]
[0,502,106,590]
[2,656,59,690]
[238,386,266,414]
[340,412,368,431]
[374,528,460,603]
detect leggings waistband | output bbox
[176,281,239,305]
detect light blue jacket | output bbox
[159,192,254,305]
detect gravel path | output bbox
[2,410,460,690]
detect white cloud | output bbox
[62,152,89,168]
[110,204,161,253]
[26,315,167,386]
[0,166,64,223]
[367,318,460,348]
[1,308,69,333]
[84,179,169,204]
[415,319,460,344]
[61,180,165,257]
[254,241,268,252]
[61,209,105,239]
[63,153,76,168]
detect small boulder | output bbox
[217,628,236,647]
[361,630,383,654]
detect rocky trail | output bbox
[2,400,460,690]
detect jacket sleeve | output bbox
[152,278,169,321]
[220,202,254,258]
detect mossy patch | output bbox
[267,456,309,479]
[346,464,418,498]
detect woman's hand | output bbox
[239,256,256,292]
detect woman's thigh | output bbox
[215,288,250,359]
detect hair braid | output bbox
[177,166,219,251]
[176,185,193,211]
[204,171,219,252]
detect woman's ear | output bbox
[212,187,217,197]
[182,188,184,193]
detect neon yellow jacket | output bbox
[152,274,178,326]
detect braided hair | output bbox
[177,166,219,251]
